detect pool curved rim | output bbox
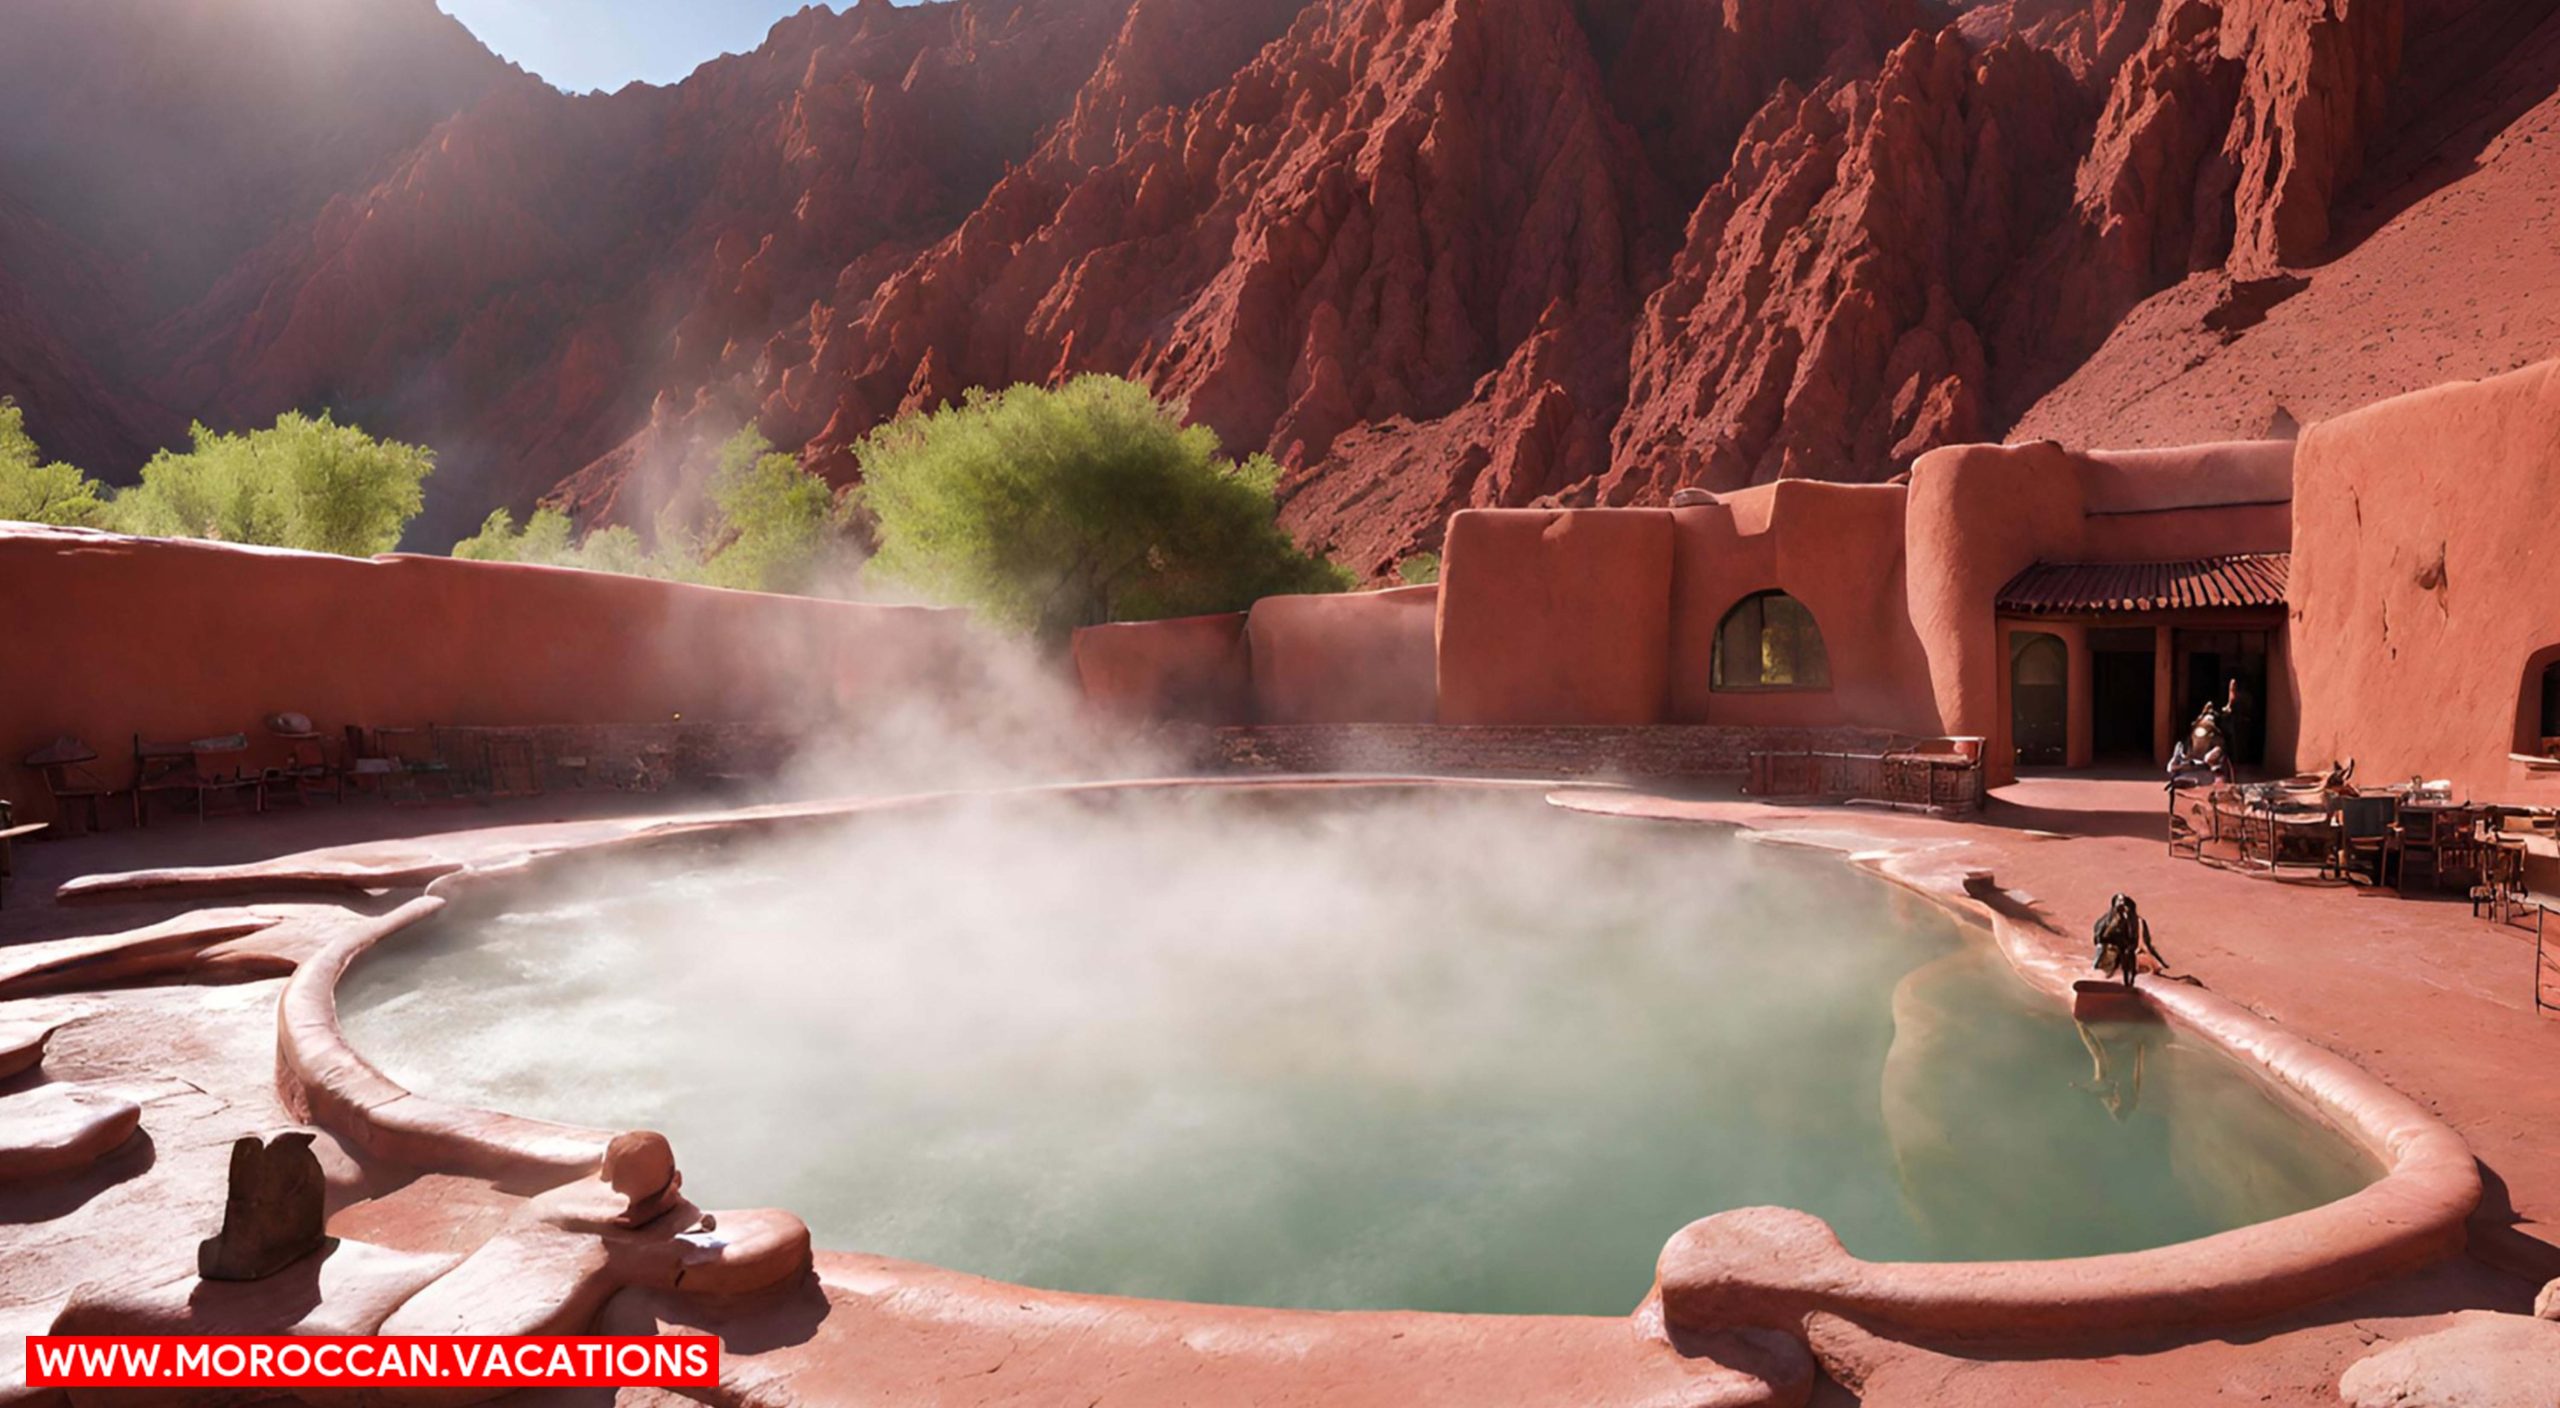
[267,775,2480,1349]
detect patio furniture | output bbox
[24,736,117,836]
[2334,794,2399,886]
[373,728,451,806]
[484,733,542,798]
[134,734,262,825]
[2475,823,2527,921]
[2168,782,2222,859]
[2392,801,2476,895]
[2210,787,2266,867]
[264,735,344,807]
[2273,804,2342,874]
[432,727,493,799]
[0,800,45,910]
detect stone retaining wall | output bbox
[1184,724,1909,778]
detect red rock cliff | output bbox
[0,0,2548,575]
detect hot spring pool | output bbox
[339,788,2375,1315]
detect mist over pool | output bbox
[340,788,2373,1314]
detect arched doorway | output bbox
[2012,632,2067,767]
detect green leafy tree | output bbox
[0,399,111,527]
[110,412,433,555]
[1396,552,1441,586]
[448,427,847,594]
[698,426,851,593]
[452,506,584,566]
[856,376,1350,642]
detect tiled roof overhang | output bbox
[1996,553,2289,616]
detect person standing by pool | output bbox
[2091,893,2168,988]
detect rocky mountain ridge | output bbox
[2,0,2553,572]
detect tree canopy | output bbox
[451,425,851,595]
[856,376,1349,641]
[110,412,433,554]
[0,399,111,528]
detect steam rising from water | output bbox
[342,789,2373,1314]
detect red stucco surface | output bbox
[1666,481,1937,733]
[1244,585,1438,725]
[2293,361,2560,799]
[0,526,971,826]
[1433,510,1674,725]
[1068,611,1252,724]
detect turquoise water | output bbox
[340,789,2375,1315]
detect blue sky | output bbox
[438,1,904,94]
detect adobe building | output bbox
[1077,358,2560,799]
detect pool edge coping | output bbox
[257,776,2477,1351]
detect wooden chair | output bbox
[2438,806,2489,892]
[2335,794,2398,886]
[2392,806,2460,894]
[189,734,262,821]
[264,733,344,806]
[23,737,117,836]
[133,736,198,826]
[2474,825,2526,921]
[133,734,260,824]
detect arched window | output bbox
[1711,591,1831,691]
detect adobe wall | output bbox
[2293,360,2560,798]
[1070,611,1252,724]
[1245,586,1437,725]
[1666,482,1938,734]
[1908,440,2296,779]
[1434,510,1675,726]
[0,526,973,825]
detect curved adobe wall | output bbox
[0,526,972,824]
[1904,442,2090,761]
[1070,611,1252,723]
[2293,360,2560,798]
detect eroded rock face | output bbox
[0,0,2492,571]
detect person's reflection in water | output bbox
[2073,1020,2150,1122]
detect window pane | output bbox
[1711,592,1828,691]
